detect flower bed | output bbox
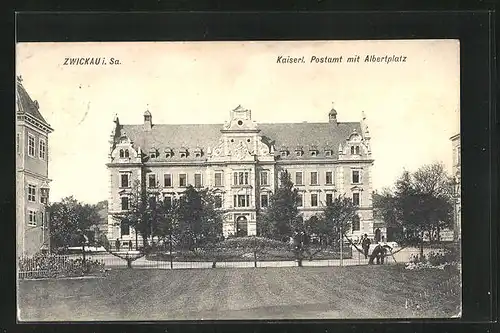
[18,253,106,279]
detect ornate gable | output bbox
[222,105,259,132]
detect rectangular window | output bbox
[295,172,303,185]
[260,194,269,208]
[310,172,318,185]
[164,174,172,187]
[179,174,187,187]
[326,171,333,185]
[40,212,44,227]
[352,170,361,184]
[235,194,250,207]
[214,172,223,187]
[16,133,20,155]
[121,197,129,210]
[148,174,157,188]
[39,138,46,160]
[28,134,35,157]
[215,195,222,208]
[353,193,360,206]
[326,193,333,205]
[311,193,318,207]
[296,193,303,207]
[194,174,202,188]
[149,196,157,208]
[120,174,130,188]
[28,184,36,202]
[234,171,249,185]
[260,171,269,186]
[121,221,130,236]
[28,210,37,226]
[164,196,172,208]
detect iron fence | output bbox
[18,246,438,278]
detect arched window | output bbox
[355,146,360,154]
[124,149,129,158]
[351,146,355,154]
[352,215,360,231]
[119,149,124,158]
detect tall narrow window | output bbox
[40,212,44,227]
[124,149,129,158]
[28,184,36,202]
[310,172,318,185]
[295,172,303,185]
[352,215,360,231]
[28,134,35,157]
[164,174,172,187]
[233,172,238,185]
[260,194,269,208]
[119,149,124,158]
[351,146,355,154]
[121,197,129,210]
[179,174,187,187]
[326,193,333,205]
[296,193,303,207]
[325,171,333,185]
[120,173,130,188]
[16,133,21,155]
[355,146,360,154]
[352,170,361,184]
[214,172,223,187]
[311,193,318,207]
[244,172,249,185]
[148,174,157,188]
[214,195,222,208]
[194,174,202,188]
[121,220,130,236]
[353,193,360,206]
[260,171,269,186]
[39,138,46,159]
[28,210,37,226]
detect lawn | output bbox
[18,265,461,321]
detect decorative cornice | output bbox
[17,113,53,133]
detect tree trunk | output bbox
[253,250,257,268]
[127,258,132,269]
[297,257,303,267]
[420,231,424,260]
[169,233,173,269]
[82,244,86,263]
[135,232,138,250]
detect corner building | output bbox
[16,77,53,257]
[107,105,375,248]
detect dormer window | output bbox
[325,149,332,157]
[179,148,188,158]
[164,148,173,158]
[124,149,129,158]
[295,146,303,157]
[280,146,289,157]
[309,146,319,157]
[119,149,125,158]
[149,148,158,159]
[193,148,203,158]
[351,145,360,155]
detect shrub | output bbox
[18,253,105,279]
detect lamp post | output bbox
[40,183,50,253]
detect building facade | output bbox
[106,105,375,249]
[16,77,53,257]
[450,133,461,241]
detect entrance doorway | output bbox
[236,216,248,237]
[374,228,381,243]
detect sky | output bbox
[16,40,460,204]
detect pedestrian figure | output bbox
[361,234,371,259]
[368,244,387,265]
[128,241,132,251]
[115,238,120,252]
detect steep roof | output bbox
[119,121,361,161]
[16,79,51,128]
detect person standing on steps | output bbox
[115,238,120,252]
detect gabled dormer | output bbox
[222,105,260,133]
